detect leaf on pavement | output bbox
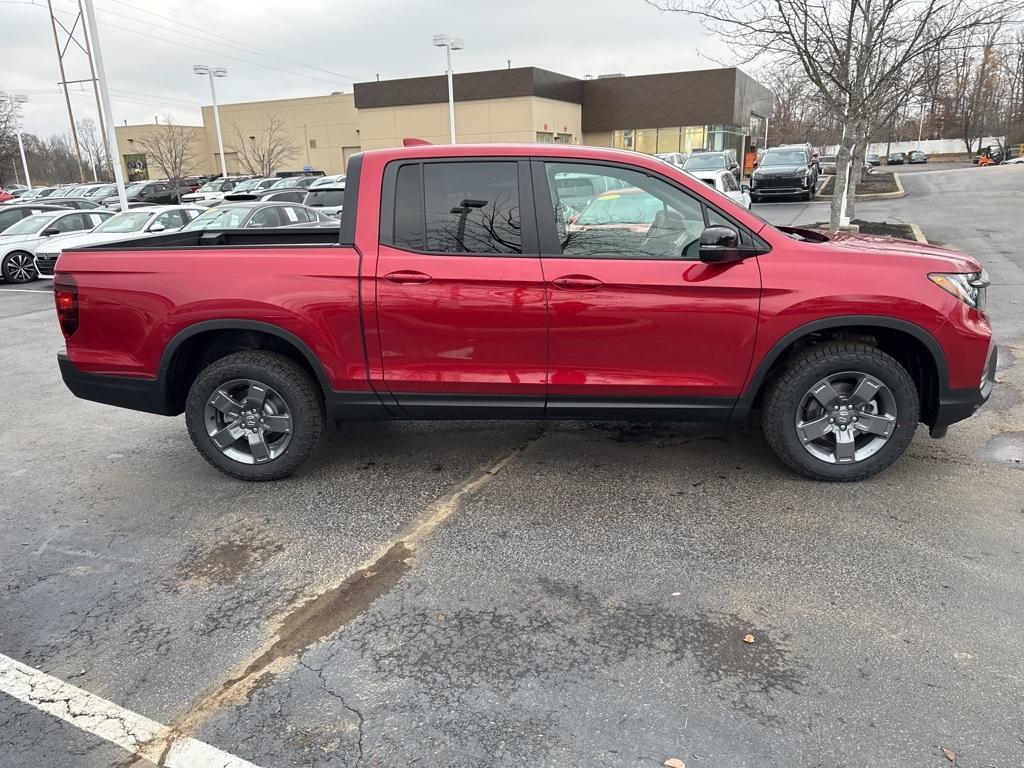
[743,633,756,644]
[941,746,957,762]
[663,759,686,768]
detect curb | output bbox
[812,172,906,201]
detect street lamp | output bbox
[432,34,463,144]
[5,94,31,188]
[194,64,228,178]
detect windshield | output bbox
[233,179,263,192]
[198,181,228,192]
[270,178,299,189]
[3,212,60,236]
[124,183,146,195]
[94,211,152,233]
[85,185,116,198]
[304,189,344,206]
[683,154,727,171]
[760,149,808,166]
[182,207,248,230]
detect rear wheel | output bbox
[761,343,919,481]
[185,351,323,481]
[1,251,37,283]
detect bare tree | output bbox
[133,115,201,200]
[76,118,112,182]
[228,116,299,177]
[648,0,1020,229]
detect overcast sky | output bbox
[3,0,734,137]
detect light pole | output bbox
[194,64,228,178]
[5,94,31,189]
[432,34,463,144]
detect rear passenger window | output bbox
[393,164,424,250]
[424,162,520,254]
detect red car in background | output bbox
[53,143,996,482]
[0,189,15,203]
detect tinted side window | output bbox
[423,162,521,254]
[544,162,705,259]
[246,207,282,228]
[393,163,424,250]
[155,210,184,228]
[52,213,86,232]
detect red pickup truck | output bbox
[53,144,996,482]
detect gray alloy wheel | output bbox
[795,371,897,464]
[203,378,293,465]
[2,251,37,283]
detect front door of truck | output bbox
[534,160,761,417]
[374,158,546,417]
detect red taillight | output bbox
[53,274,79,336]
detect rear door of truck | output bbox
[373,157,547,417]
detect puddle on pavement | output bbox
[985,432,1024,468]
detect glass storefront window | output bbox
[682,126,706,154]
[656,127,680,154]
[613,129,635,150]
[634,129,658,154]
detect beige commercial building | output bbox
[115,66,771,181]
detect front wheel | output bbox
[761,343,919,481]
[1,251,38,283]
[185,351,324,481]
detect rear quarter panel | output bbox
[56,245,369,391]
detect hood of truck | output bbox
[815,230,981,272]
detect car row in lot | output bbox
[0,196,340,284]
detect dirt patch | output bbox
[856,174,899,194]
[804,219,917,241]
[174,537,284,586]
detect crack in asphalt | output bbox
[127,430,544,766]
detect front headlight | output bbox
[929,270,989,310]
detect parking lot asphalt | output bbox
[2,164,1024,768]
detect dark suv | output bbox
[749,146,818,202]
[100,181,188,210]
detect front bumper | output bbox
[59,353,173,415]
[929,345,997,437]
[35,253,57,278]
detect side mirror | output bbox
[699,226,745,264]
[41,227,60,236]
[741,183,750,193]
[148,222,166,232]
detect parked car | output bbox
[101,181,190,210]
[0,189,14,203]
[1002,155,1024,165]
[908,150,928,164]
[0,204,72,235]
[30,197,103,210]
[887,152,906,165]
[181,201,333,230]
[682,151,741,181]
[655,152,687,168]
[230,177,279,193]
[219,188,309,205]
[865,153,882,167]
[749,145,818,202]
[0,208,111,283]
[34,206,204,278]
[181,177,249,205]
[302,185,345,217]
[685,169,750,209]
[268,176,321,190]
[308,174,346,189]
[81,183,117,200]
[779,143,819,173]
[54,144,995,483]
[818,154,838,175]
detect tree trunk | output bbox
[829,142,852,230]
[844,131,868,222]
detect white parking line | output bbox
[0,288,51,294]
[0,653,261,768]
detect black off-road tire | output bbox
[761,342,920,481]
[185,351,323,481]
